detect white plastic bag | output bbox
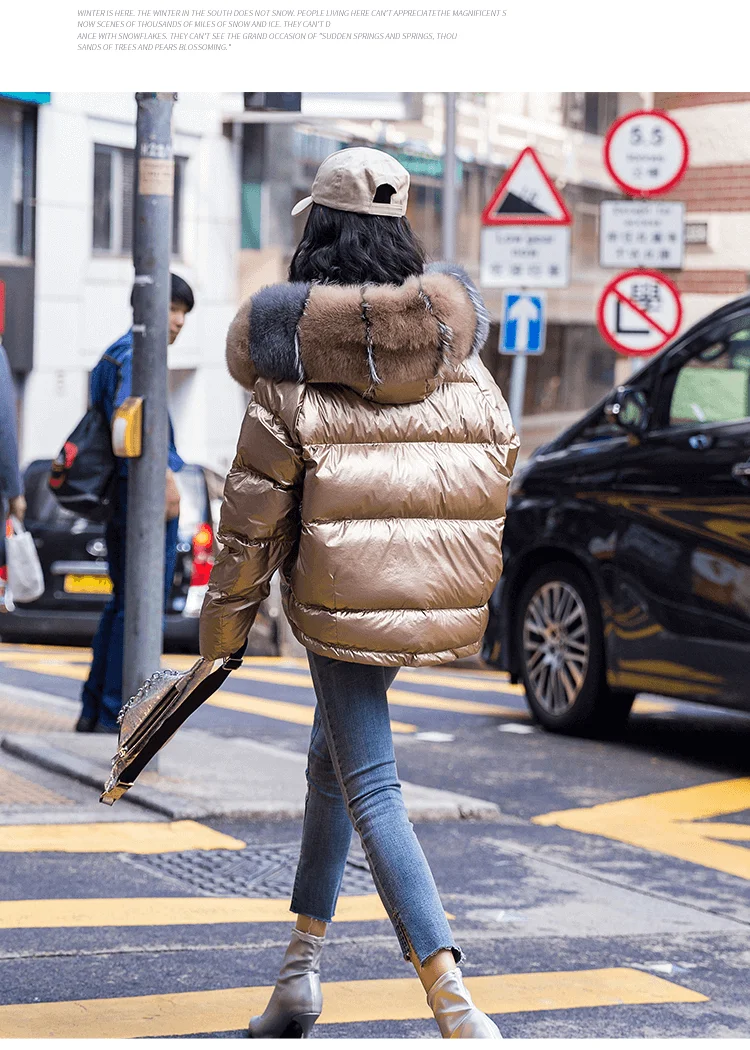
[6,516,44,604]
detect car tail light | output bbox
[190,522,214,588]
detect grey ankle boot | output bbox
[427,968,503,1039]
[248,928,325,1038]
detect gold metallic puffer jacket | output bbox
[200,263,519,666]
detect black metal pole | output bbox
[123,93,176,716]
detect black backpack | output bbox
[48,356,121,523]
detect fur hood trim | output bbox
[226,263,490,400]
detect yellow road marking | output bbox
[206,690,417,734]
[0,820,245,854]
[0,650,675,727]
[399,669,523,693]
[2,646,516,686]
[695,822,750,841]
[0,968,706,1038]
[0,894,394,929]
[0,660,413,733]
[229,663,524,698]
[0,658,88,681]
[0,650,524,697]
[218,667,526,718]
[387,688,525,718]
[0,644,91,655]
[534,778,750,881]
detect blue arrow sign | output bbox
[501,292,546,355]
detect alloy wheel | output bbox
[522,581,590,714]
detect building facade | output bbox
[19,92,740,476]
[0,93,42,423]
[16,92,247,475]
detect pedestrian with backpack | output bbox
[76,273,195,733]
[200,149,518,1038]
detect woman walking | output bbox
[200,147,519,1039]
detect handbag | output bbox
[100,642,246,805]
[5,515,45,604]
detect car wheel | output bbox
[515,561,634,735]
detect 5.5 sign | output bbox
[604,110,689,197]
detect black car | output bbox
[1,460,226,651]
[483,295,750,733]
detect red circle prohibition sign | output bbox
[604,109,690,198]
[597,268,683,357]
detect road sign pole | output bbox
[508,352,528,433]
[123,93,176,751]
[441,92,457,262]
[507,286,530,433]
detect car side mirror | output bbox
[604,386,650,435]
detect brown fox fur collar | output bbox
[225,262,490,403]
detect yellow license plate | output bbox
[63,574,113,595]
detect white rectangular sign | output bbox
[599,200,685,269]
[480,226,571,288]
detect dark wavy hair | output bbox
[288,204,426,286]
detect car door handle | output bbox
[689,433,713,450]
[731,460,750,483]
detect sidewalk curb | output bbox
[0,736,315,821]
[1,732,502,824]
[0,736,194,819]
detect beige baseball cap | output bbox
[291,147,410,218]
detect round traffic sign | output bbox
[604,110,689,197]
[597,269,682,357]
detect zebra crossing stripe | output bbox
[0,893,393,928]
[0,820,245,853]
[0,968,707,1038]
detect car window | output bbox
[668,329,750,427]
[571,406,622,445]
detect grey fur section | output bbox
[360,295,382,386]
[418,287,454,371]
[249,282,310,382]
[425,261,490,357]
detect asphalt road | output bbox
[0,641,749,1038]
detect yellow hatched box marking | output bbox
[534,777,750,880]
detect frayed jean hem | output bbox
[405,943,464,966]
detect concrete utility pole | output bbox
[441,92,458,262]
[123,93,176,717]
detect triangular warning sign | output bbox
[482,147,573,226]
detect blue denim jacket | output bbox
[90,330,183,478]
[0,345,22,500]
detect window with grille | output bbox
[92,144,186,257]
[562,93,619,136]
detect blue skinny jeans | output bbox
[290,651,462,966]
[80,478,179,730]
